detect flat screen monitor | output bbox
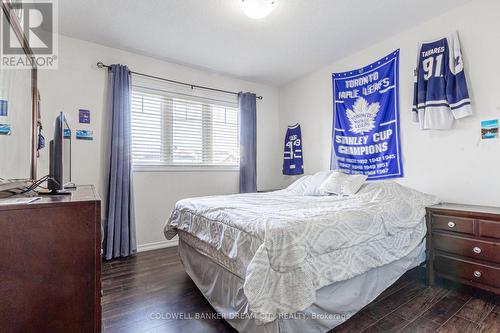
[63,118,71,185]
[47,112,71,194]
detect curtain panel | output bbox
[104,64,137,260]
[238,92,257,193]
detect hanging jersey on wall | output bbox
[412,31,472,130]
[283,124,304,175]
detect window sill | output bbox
[133,165,240,173]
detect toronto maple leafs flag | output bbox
[331,50,403,180]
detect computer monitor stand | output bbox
[38,189,72,196]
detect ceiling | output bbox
[59,0,470,86]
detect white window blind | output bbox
[131,82,240,169]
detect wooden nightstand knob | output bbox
[473,246,481,254]
[447,221,456,228]
[473,270,482,278]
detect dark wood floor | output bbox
[102,247,500,333]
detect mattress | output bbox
[165,181,439,322]
[178,236,426,333]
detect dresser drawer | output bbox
[434,255,500,289]
[433,233,500,264]
[432,214,474,235]
[478,219,500,239]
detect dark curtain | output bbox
[104,64,137,260]
[238,92,257,193]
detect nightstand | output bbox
[426,203,500,295]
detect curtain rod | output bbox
[96,62,263,100]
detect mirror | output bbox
[0,1,38,190]
[0,66,33,179]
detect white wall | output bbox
[279,0,500,206]
[38,35,281,250]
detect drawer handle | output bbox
[473,247,482,254]
[474,270,482,278]
[447,221,456,228]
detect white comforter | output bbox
[164,181,439,323]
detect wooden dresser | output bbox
[0,185,102,333]
[426,203,500,295]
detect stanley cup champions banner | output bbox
[331,50,403,180]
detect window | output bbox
[131,84,239,169]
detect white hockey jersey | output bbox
[412,32,472,130]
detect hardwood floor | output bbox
[102,247,500,333]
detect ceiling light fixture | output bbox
[241,0,278,19]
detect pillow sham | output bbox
[303,171,333,196]
[318,171,368,196]
[285,175,313,195]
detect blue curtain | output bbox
[239,92,257,193]
[104,64,137,260]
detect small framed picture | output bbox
[79,109,90,124]
[481,119,499,140]
[63,128,71,139]
[76,129,93,140]
[0,124,12,135]
[0,100,8,116]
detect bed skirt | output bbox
[177,237,426,333]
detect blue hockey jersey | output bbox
[412,32,472,130]
[283,124,304,175]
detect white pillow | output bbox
[285,176,313,195]
[303,171,334,196]
[318,171,368,196]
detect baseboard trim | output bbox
[137,239,178,252]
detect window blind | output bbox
[131,84,239,168]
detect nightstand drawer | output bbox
[478,219,500,239]
[432,214,474,235]
[433,233,500,264]
[435,255,500,290]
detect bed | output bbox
[164,180,439,333]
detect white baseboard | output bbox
[137,238,178,252]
